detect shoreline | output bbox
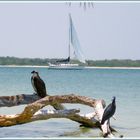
[0,65,49,68]
[0,65,140,70]
[85,66,140,70]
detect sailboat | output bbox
[48,14,86,70]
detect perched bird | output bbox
[31,70,47,98]
[101,96,116,125]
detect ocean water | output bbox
[0,66,140,138]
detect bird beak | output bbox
[31,71,35,74]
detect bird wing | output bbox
[101,103,115,124]
[33,77,47,97]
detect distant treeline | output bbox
[87,59,140,67]
[0,56,140,67]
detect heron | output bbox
[101,96,116,125]
[31,70,47,98]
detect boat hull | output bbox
[48,63,85,70]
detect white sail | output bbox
[48,14,86,70]
[69,14,86,63]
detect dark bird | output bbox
[101,96,116,125]
[31,70,47,98]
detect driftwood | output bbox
[0,94,121,138]
[0,94,65,109]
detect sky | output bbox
[0,2,140,60]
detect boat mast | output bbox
[69,13,72,61]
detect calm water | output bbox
[0,66,140,138]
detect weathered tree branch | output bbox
[0,94,65,109]
[0,94,40,107]
[0,94,120,138]
[32,108,98,127]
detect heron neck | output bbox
[112,99,116,105]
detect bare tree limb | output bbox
[0,94,40,107]
[0,94,65,109]
[32,108,97,127]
